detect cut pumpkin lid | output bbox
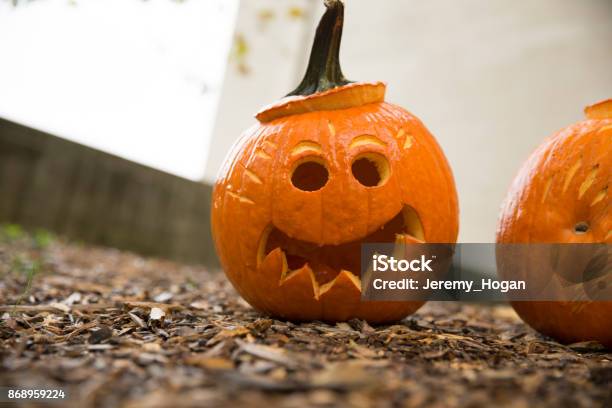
[584,98,612,120]
[256,0,385,123]
[256,81,386,123]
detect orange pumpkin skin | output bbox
[211,1,458,323]
[497,99,612,346]
[211,83,458,323]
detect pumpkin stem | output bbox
[287,0,352,97]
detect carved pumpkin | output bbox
[211,0,458,322]
[497,99,612,346]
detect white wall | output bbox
[206,0,612,242]
[0,0,238,180]
[204,0,315,180]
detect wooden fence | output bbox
[0,117,218,267]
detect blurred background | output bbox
[1,0,611,266]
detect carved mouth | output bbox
[257,206,424,294]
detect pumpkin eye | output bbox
[574,222,589,234]
[351,153,390,187]
[291,159,329,192]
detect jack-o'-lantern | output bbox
[497,99,612,346]
[211,0,459,322]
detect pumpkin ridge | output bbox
[246,127,281,312]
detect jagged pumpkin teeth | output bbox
[256,225,273,268]
[258,247,288,283]
[319,270,362,296]
[320,271,363,321]
[279,263,319,295]
[211,0,458,322]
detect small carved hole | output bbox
[574,222,590,234]
[352,153,390,187]
[291,160,328,192]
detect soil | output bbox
[1,232,610,407]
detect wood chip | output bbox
[149,307,165,321]
[236,340,301,369]
[88,325,113,344]
[128,312,147,329]
[184,356,233,371]
[1,231,610,407]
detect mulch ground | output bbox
[1,231,611,408]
